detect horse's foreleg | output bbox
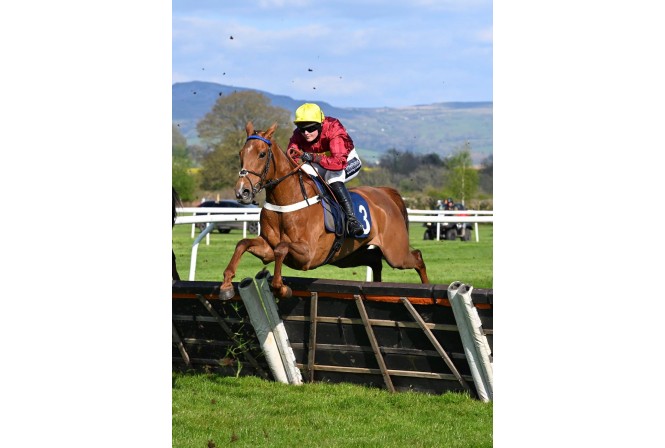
[270,241,314,299]
[270,242,293,298]
[219,237,274,300]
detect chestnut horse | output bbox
[219,122,429,300]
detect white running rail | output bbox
[406,209,494,243]
[173,207,493,280]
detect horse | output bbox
[172,187,182,281]
[218,121,429,300]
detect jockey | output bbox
[287,103,364,237]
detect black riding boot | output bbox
[329,182,364,237]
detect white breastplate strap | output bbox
[263,195,321,213]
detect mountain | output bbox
[173,81,492,164]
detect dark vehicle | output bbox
[423,202,473,241]
[195,200,259,234]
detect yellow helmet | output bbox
[294,103,325,124]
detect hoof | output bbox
[219,287,235,301]
[276,285,292,299]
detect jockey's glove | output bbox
[301,152,322,164]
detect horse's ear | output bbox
[265,122,278,139]
[246,121,254,136]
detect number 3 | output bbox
[357,204,370,233]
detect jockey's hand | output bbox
[300,152,322,164]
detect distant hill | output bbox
[173,81,492,164]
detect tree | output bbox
[186,143,207,166]
[479,154,493,194]
[396,151,419,175]
[379,148,401,172]
[372,149,448,191]
[172,155,196,201]
[172,124,196,200]
[172,123,187,155]
[197,91,292,149]
[421,153,444,167]
[446,142,478,205]
[199,145,239,191]
[197,91,293,190]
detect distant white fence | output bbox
[174,207,493,280]
[406,209,494,243]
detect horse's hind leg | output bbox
[331,246,384,281]
[410,249,429,283]
[381,245,429,284]
[366,247,384,282]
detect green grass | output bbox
[172,222,493,289]
[172,221,493,447]
[172,374,493,448]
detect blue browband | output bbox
[246,135,272,146]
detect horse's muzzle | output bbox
[234,176,254,204]
[237,188,253,204]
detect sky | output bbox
[172,0,492,108]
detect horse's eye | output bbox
[259,152,266,158]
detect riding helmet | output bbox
[294,103,325,124]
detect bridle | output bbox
[238,134,301,197]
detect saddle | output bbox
[310,177,372,264]
[311,178,370,236]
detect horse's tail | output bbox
[381,187,410,234]
[172,187,182,227]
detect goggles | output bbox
[297,123,320,134]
